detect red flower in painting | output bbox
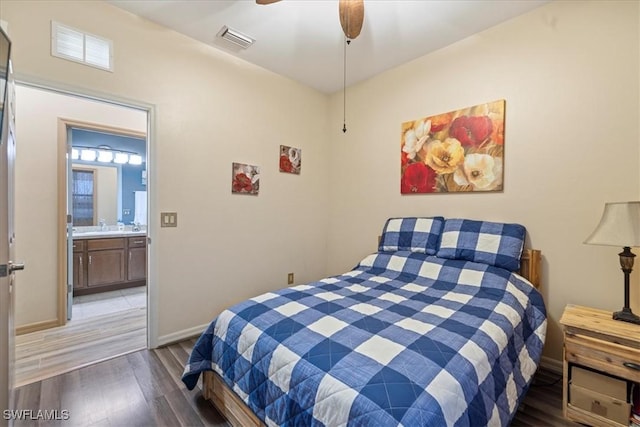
[232,173,253,192]
[279,155,293,173]
[449,115,493,146]
[401,163,436,194]
[401,150,410,169]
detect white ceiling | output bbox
[108,0,550,94]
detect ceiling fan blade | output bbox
[256,0,281,4]
[339,0,364,40]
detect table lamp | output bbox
[584,201,640,324]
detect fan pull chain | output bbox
[343,38,351,133]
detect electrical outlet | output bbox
[287,273,294,285]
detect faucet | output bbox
[99,218,107,231]
[132,222,140,232]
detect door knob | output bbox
[8,261,25,272]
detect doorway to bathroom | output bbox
[66,125,148,323]
[12,84,151,386]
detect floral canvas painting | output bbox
[401,100,505,194]
[279,145,301,174]
[232,162,260,195]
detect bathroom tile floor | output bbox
[72,285,146,320]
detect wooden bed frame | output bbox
[520,248,542,289]
[201,248,542,427]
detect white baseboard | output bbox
[539,356,563,374]
[156,323,209,347]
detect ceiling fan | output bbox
[256,0,365,40]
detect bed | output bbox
[182,217,547,426]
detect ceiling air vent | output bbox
[216,26,254,49]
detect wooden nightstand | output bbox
[560,304,640,426]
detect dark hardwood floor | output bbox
[13,338,579,426]
[512,368,580,427]
[13,338,227,427]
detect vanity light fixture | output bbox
[72,145,144,166]
[80,148,97,162]
[113,152,129,164]
[97,149,114,163]
[128,154,143,166]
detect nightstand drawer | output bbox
[565,334,640,383]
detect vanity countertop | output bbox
[73,230,147,239]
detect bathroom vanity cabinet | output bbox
[72,239,86,289]
[127,236,147,282]
[73,234,146,295]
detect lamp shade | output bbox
[584,201,640,247]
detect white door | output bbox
[0,30,22,426]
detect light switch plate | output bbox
[161,212,177,227]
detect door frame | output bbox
[14,79,157,348]
[0,41,15,425]
[57,118,147,324]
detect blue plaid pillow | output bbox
[436,219,526,271]
[378,217,444,255]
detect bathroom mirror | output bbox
[70,128,146,227]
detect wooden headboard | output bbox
[519,249,542,289]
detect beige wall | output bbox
[3,1,331,341]
[326,0,640,362]
[3,0,639,363]
[14,85,146,326]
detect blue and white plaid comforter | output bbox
[183,251,547,426]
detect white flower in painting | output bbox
[250,168,261,184]
[454,153,503,191]
[402,119,431,160]
[288,147,301,168]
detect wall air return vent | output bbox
[51,21,113,71]
[216,26,254,49]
